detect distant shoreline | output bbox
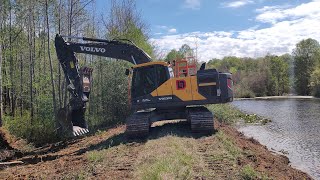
[235,96,318,100]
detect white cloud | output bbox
[256,1,320,23]
[168,28,177,33]
[183,0,201,10]
[255,5,290,13]
[151,1,320,62]
[223,0,254,8]
[154,25,178,35]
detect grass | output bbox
[240,165,260,180]
[208,104,271,124]
[216,131,241,159]
[240,165,271,180]
[208,104,242,124]
[86,150,104,163]
[135,136,205,180]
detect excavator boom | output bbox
[54,34,151,136]
[55,35,151,65]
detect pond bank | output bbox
[231,99,320,179]
[235,95,317,100]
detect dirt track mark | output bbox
[197,136,238,179]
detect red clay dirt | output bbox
[0,120,313,180]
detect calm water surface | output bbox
[232,99,320,179]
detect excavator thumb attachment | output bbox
[56,67,93,137]
[56,106,89,137]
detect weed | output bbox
[72,171,89,180]
[86,150,104,163]
[240,165,259,180]
[95,129,104,136]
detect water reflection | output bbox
[232,99,320,179]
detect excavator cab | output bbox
[131,63,169,100]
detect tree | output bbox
[104,0,153,56]
[164,49,183,62]
[45,0,57,122]
[0,44,2,126]
[269,56,289,95]
[179,44,193,57]
[293,38,320,95]
[310,67,320,97]
[164,44,195,62]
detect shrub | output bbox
[4,111,58,146]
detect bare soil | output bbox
[0,120,313,180]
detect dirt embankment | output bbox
[0,128,17,162]
[0,120,313,179]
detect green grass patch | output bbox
[240,165,259,180]
[216,131,241,159]
[208,104,270,124]
[240,165,271,180]
[208,104,243,124]
[135,136,205,180]
[86,150,104,163]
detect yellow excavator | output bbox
[54,34,233,137]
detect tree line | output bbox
[164,39,320,98]
[0,0,154,144]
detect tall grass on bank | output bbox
[208,104,243,124]
[207,104,270,124]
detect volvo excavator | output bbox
[54,34,233,137]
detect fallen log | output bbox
[0,161,23,165]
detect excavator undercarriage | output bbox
[126,106,215,137]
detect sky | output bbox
[96,0,320,61]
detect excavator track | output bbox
[126,112,151,138]
[187,106,214,134]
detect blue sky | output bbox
[96,0,320,61]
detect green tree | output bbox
[179,44,193,57]
[164,44,196,62]
[310,67,320,97]
[164,49,183,62]
[293,38,320,95]
[106,0,154,57]
[269,56,289,95]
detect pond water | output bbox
[232,99,320,179]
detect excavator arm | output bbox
[54,34,151,136]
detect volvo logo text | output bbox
[80,46,106,53]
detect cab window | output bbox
[132,66,157,98]
[156,65,169,86]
